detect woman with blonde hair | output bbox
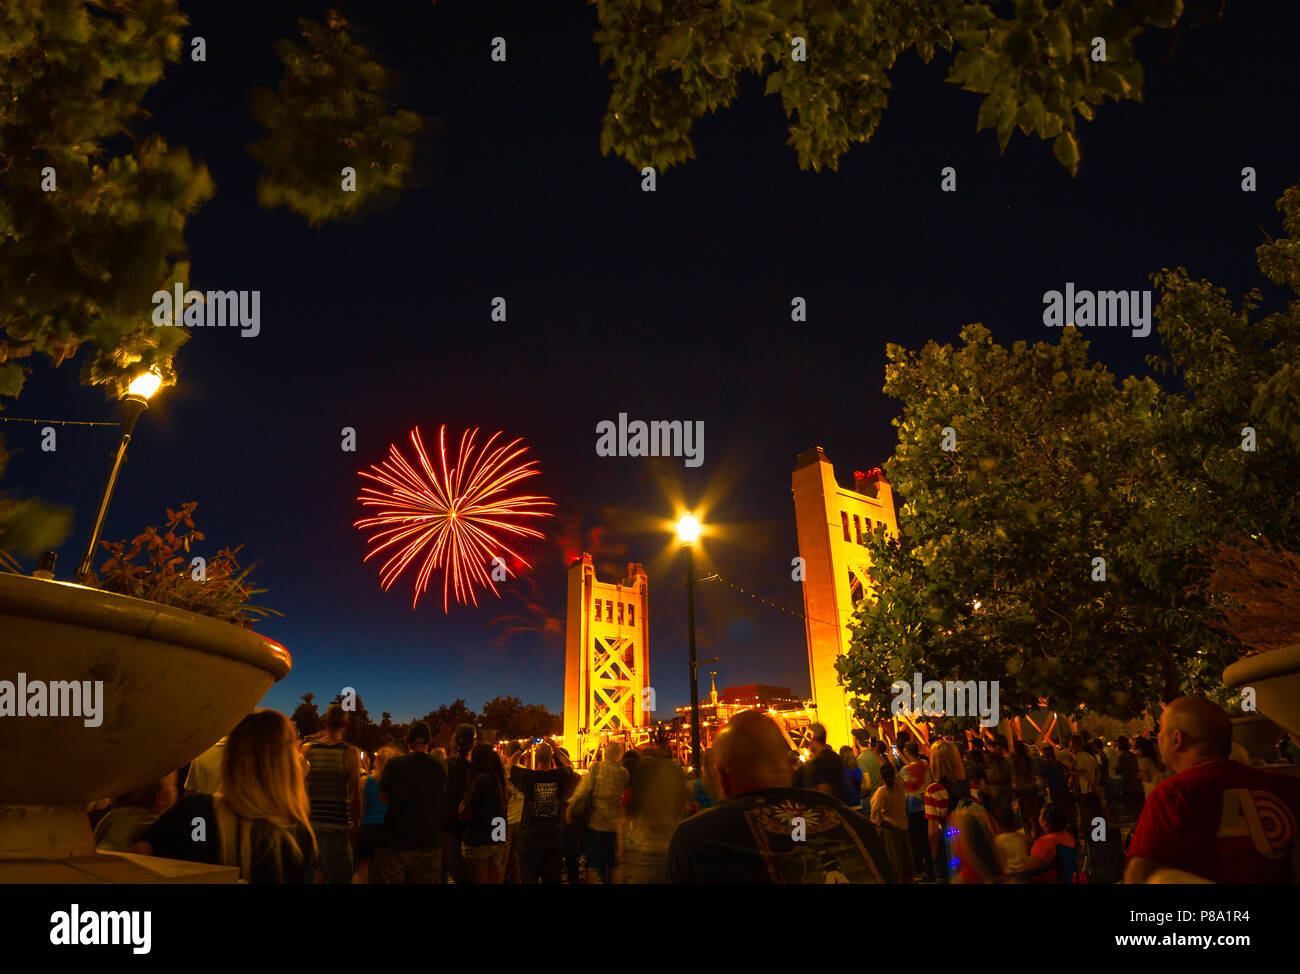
[134,710,317,883]
[354,744,400,883]
[923,739,981,884]
[948,802,1006,884]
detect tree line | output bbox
[288,692,563,753]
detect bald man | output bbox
[1124,698,1300,884]
[665,710,896,883]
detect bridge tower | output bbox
[563,555,649,765]
[791,447,898,751]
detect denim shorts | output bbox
[585,828,618,875]
[462,842,506,864]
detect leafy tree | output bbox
[0,485,72,559]
[0,0,211,400]
[479,694,524,736]
[248,10,423,226]
[1,2,417,400]
[592,0,1198,176]
[330,690,385,751]
[1202,541,1300,656]
[516,702,563,738]
[1147,183,1300,553]
[291,692,322,738]
[839,324,1201,723]
[480,695,564,739]
[1,2,416,563]
[839,178,1300,723]
[422,698,478,743]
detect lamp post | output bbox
[77,369,163,580]
[676,512,705,772]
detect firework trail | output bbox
[356,425,554,610]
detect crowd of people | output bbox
[83,696,1300,884]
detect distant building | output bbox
[670,675,815,766]
[719,684,805,710]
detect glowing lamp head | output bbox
[676,513,701,546]
[126,369,162,401]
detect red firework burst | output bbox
[355,425,554,610]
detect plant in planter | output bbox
[84,502,278,627]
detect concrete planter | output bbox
[1223,644,1300,740]
[0,574,290,859]
[1229,715,1285,760]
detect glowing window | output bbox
[594,600,601,621]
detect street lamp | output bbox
[77,368,163,580]
[676,512,705,772]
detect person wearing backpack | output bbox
[566,741,629,883]
[924,740,981,883]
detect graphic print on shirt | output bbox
[530,780,559,818]
[1217,787,1298,859]
[742,799,884,884]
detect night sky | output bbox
[7,1,1298,723]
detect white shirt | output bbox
[184,738,225,794]
[1072,751,1099,794]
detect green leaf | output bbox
[1043,16,1071,55]
[655,26,692,65]
[1148,0,1184,29]
[1053,129,1079,174]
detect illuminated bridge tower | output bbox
[791,447,898,750]
[563,555,649,765]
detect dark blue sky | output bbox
[7,1,1297,722]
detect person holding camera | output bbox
[506,739,577,883]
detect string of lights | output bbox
[705,571,844,631]
[0,417,119,427]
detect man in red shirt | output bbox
[1125,697,1300,884]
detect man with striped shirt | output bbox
[305,704,363,883]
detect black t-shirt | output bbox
[380,751,447,850]
[509,766,577,848]
[443,756,472,833]
[665,787,897,884]
[137,793,315,884]
[462,773,506,847]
